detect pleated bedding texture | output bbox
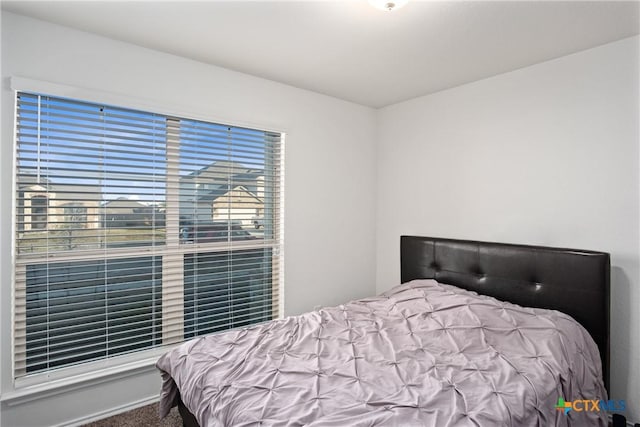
[157,279,607,426]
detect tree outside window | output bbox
[64,203,87,225]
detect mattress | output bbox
[157,279,607,426]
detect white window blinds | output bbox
[14,92,282,378]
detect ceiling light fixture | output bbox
[368,0,409,12]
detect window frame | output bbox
[10,77,285,389]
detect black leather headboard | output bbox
[400,235,610,391]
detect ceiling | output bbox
[2,1,639,108]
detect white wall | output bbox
[0,12,377,426]
[376,35,640,422]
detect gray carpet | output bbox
[82,402,182,427]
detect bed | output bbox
[157,236,610,426]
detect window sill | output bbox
[1,347,171,407]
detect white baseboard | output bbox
[54,395,160,427]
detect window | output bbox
[30,195,48,230]
[14,92,282,379]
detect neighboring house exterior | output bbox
[18,160,264,233]
[180,161,264,225]
[18,181,101,232]
[211,183,264,225]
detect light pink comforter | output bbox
[157,279,607,426]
